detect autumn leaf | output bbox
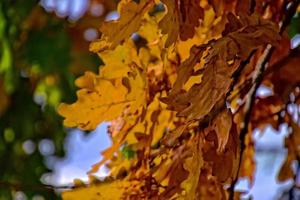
[90,0,154,52]
[203,123,239,183]
[266,46,300,100]
[251,96,283,131]
[159,0,204,47]
[213,109,233,152]
[169,45,207,95]
[58,42,146,130]
[56,0,300,199]
[180,135,203,200]
[208,0,236,16]
[277,150,294,182]
[62,180,128,200]
[162,13,280,122]
[278,120,300,182]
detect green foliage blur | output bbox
[0,0,105,199]
[289,13,300,38]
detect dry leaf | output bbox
[159,0,204,47]
[163,13,280,122]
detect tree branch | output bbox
[228,0,300,199]
[0,180,74,193]
[227,43,300,104]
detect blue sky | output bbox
[51,123,111,184]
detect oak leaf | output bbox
[62,180,136,200]
[163,13,280,122]
[159,0,204,47]
[180,135,203,200]
[58,42,146,130]
[90,0,154,52]
[213,109,233,152]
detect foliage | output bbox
[59,0,300,199]
[0,0,299,199]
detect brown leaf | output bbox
[165,45,207,96]
[235,0,253,15]
[267,47,300,101]
[180,135,203,200]
[158,145,190,199]
[159,0,204,47]
[203,141,234,183]
[213,109,233,152]
[163,13,280,121]
[278,119,300,182]
[277,153,294,182]
[251,96,283,131]
[208,0,236,16]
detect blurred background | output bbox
[0,0,116,199]
[0,0,300,199]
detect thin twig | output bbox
[0,180,74,192]
[228,0,300,199]
[227,44,300,103]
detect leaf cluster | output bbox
[60,0,300,199]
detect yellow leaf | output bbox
[62,180,127,200]
[58,76,129,130]
[176,6,225,61]
[180,136,203,200]
[58,42,146,130]
[90,0,154,52]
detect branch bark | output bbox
[228,0,300,199]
